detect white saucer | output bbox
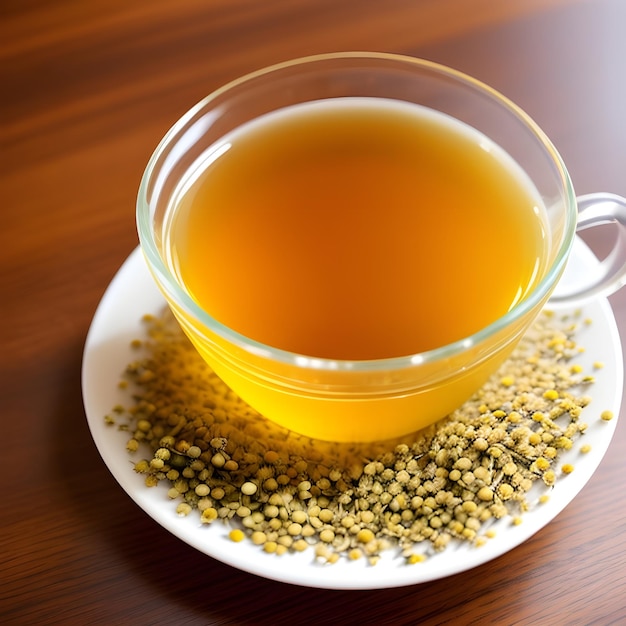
[82,238,622,589]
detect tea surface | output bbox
[167,98,547,359]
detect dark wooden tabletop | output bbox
[3,1,626,624]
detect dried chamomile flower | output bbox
[111,309,599,563]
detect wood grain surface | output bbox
[2,1,625,624]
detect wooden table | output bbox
[3,1,625,623]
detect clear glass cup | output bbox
[137,52,626,442]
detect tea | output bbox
[166,98,547,360]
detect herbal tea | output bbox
[166,98,547,360]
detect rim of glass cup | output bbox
[137,51,577,373]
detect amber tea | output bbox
[165,98,548,361]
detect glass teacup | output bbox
[137,53,626,442]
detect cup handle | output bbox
[549,192,626,304]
